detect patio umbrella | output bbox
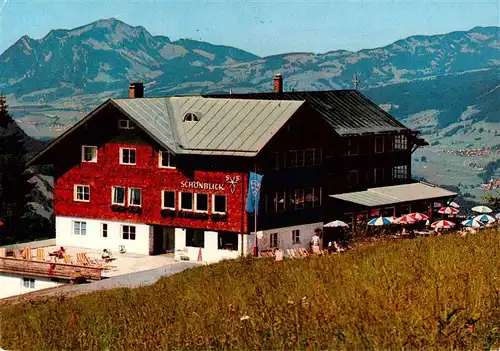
[448,201,460,208]
[471,205,492,213]
[496,213,500,220]
[396,215,417,224]
[431,220,456,229]
[367,217,394,226]
[324,220,349,228]
[461,219,485,228]
[409,212,429,221]
[0,221,3,226]
[437,207,459,215]
[474,214,496,224]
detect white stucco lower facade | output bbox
[0,273,65,299]
[56,216,151,255]
[252,222,324,252]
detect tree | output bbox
[0,95,34,244]
[483,190,500,210]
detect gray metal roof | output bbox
[112,97,304,156]
[205,90,408,136]
[330,182,457,207]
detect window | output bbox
[295,189,305,209]
[218,231,238,250]
[73,221,87,235]
[292,229,300,244]
[286,150,298,168]
[348,170,359,188]
[22,277,35,289]
[394,135,408,151]
[74,185,90,202]
[118,119,135,129]
[375,137,384,153]
[393,165,408,180]
[183,112,199,122]
[180,192,193,210]
[386,135,394,152]
[213,194,227,213]
[306,148,322,166]
[305,188,322,208]
[122,225,136,240]
[128,188,142,206]
[159,151,176,168]
[195,193,209,212]
[374,168,385,185]
[347,139,359,155]
[186,228,204,247]
[101,223,108,238]
[81,146,97,162]
[112,186,125,205]
[270,233,278,248]
[120,148,136,165]
[265,193,276,213]
[271,152,280,170]
[162,191,175,209]
[276,191,286,212]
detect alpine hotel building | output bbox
[28,76,456,262]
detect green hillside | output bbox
[1,230,499,350]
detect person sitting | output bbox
[101,249,113,262]
[49,246,65,259]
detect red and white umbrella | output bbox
[437,207,459,215]
[396,215,417,224]
[409,212,429,221]
[431,220,456,229]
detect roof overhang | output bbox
[329,182,457,208]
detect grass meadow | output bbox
[1,229,500,350]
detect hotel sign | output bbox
[181,175,241,194]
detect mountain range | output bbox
[0,18,499,203]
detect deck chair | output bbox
[0,248,6,257]
[24,248,32,260]
[36,248,44,261]
[12,248,20,259]
[63,253,72,264]
[299,248,309,258]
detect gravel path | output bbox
[1,262,199,305]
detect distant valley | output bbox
[0,18,498,204]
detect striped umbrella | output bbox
[409,212,429,221]
[461,219,485,228]
[437,207,459,215]
[472,205,492,214]
[431,220,456,229]
[396,215,417,224]
[367,217,394,226]
[474,214,496,224]
[448,201,460,208]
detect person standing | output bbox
[310,230,321,254]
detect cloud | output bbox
[0,0,8,14]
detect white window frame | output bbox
[270,233,278,248]
[22,277,35,289]
[194,193,209,213]
[73,184,90,202]
[111,186,126,205]
[73,221,87,235]
[212,194,227,214]
[375,137,384,154]
[292,229,300,244]
[121,225,136,240]
[120,148,136,165]
[393,165,408,180]
[128,188,142,207]
[394,135,408,151]
[159,151,176,169]
[347,139,359,156]
[162,190,176,210]
[179,191,194,211]
[101,223,108,238]
[118,119,135,130]
[81,145,97,163]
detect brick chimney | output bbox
[129,82,144,99]
[273,74,283,93]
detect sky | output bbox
[0,0,498,57]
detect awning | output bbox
[329,182,457,208]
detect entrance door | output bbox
[164,227,175,253]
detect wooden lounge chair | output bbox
[36,248,44,261]
[0,248,6,257]
[12,248,20,259]
[24,248,32,260]
[63,253,72,264]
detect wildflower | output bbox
[240,315,250,321]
